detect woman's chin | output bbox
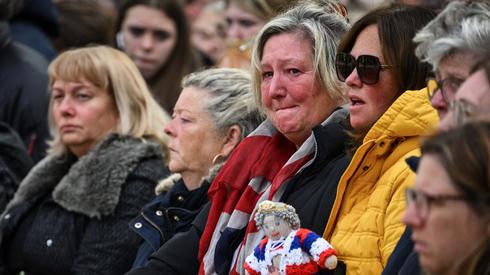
[349,116,372,130]
[168,162,184,174]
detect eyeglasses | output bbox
[449,99,490,127]
[335,53,393,85]
[405,188,470,219]
[426,77,464,103]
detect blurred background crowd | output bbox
[0,0,488,274]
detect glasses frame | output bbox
[449,99,490,127]
[405,188,470,219]
[335,53,393,85]
[426,77,465,103]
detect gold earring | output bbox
[212,154,224,165]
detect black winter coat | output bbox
[0,134,169,275]
[127,117,351,275]
[0,122,33,213]
[0,22,50,163]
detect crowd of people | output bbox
[0,0,488,274]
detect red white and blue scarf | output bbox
[198,119,318,275]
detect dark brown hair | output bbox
[338,4,435,94]
[338,4,436,152]
[116,0,202,113]
[55,1,115,51]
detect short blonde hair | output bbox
[251,2,349,109]
[47,45,169,157]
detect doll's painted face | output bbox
[262,215,292,241]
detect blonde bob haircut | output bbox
[47,45,169,157]
[251,2,349,109]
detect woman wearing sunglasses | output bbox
[403,121,490,275]
[321,5,438,275]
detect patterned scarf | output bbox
[198,119,317,275]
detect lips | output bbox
[411,236,428,254]
[134,57,155,66]
[274,105,298,114]
[60,124,79,133]
[349,95,365,106]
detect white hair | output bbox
[414,1,490,69]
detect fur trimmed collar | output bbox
[4,134,164,218]
[154,162,224,195]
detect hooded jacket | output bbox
[0,134,169,275]
[322,89,438,275]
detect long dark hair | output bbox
[116,0,202,113]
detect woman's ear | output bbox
[220,125,242,159]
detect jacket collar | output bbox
[364,89,439,142]
[154,162,224,195]
[4,134,164,218]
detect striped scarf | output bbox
[198,119,317,275]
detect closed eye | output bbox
[76,93,91,100]
[179,117,191,123]
[52,93,64,101]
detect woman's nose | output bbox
[58,97,75,116]
[141,33,155,50]
[164,120,175,136]
[227,23,243,41]
[269,74,286,99]
[430,89,448,110]
[345,68,362,87]
[402,203,424,229]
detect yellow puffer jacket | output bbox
[322,89,438,275]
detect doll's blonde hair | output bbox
[254,200,300,230]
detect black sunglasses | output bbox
[336,53,393,85]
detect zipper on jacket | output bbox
[141,210,165,242]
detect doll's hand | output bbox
[324,255,338,270]
[268,265,280,275]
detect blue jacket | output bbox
[130,176,209,268]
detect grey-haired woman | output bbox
[129,68,264,269]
